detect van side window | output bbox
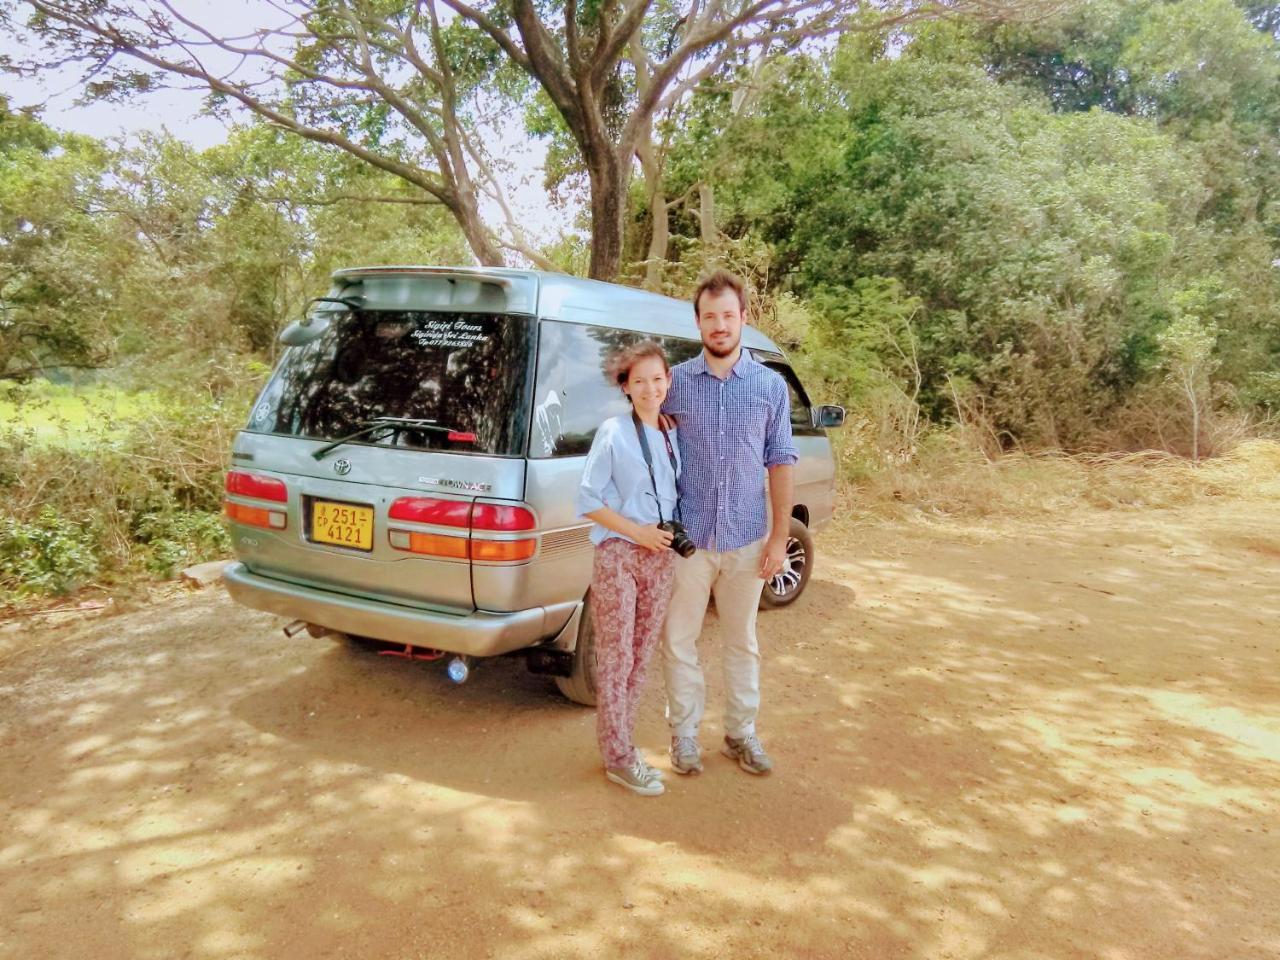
[763,362,817,435]
[531,321,699,458]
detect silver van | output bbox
[222,266,844,704]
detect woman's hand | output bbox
[631,523,674,553]
[582,507,674,552]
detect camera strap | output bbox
[631,411,681,526]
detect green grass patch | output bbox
[0,381,162,446]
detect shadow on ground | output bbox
[2,501,1278,959]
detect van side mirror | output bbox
[813,405,845,429]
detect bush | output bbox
[0,358,263,600]
[134,510,232,579]
[0,507,100,596]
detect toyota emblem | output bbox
[333,458,352,476]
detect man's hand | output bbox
[759,532,788,579]
[632,523,675,553]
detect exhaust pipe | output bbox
[446,656,472,684]
[282,620,333,639]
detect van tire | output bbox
[759,517,814,609]
[554,596,598,706]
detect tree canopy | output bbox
[2,0,1277,456]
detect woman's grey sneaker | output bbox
[606,758,666,796]
[722,734,773,775]
[669,736,703,775]
[636,754,665,781]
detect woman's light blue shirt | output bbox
[575,415,681,546]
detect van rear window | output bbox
[247,311,534,456]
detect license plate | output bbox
[311,500,374,551]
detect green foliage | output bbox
[660,30,1280,451]
[0,97,116,380]
[0,507,99,596]
[134,511,231,579]
[0,359,263,600]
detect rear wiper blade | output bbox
[311,417,463,460]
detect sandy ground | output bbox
[1,499,1278,960]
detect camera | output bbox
[658,520,697,558]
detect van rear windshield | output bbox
[246,311,534,456]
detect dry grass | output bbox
[846,436,1280,521]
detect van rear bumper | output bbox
[223,562,565,656]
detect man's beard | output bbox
[703,333,740,358]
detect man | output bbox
[661,269,797,776]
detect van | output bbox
[222,266,844,704]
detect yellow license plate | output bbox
[311,500,374,551]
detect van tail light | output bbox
[388,497,472,526]
[225,471,288,502]
[387,496,536,562]
[224,471,288,530]
[472,504,537,531]
[471,539,537,562]
[225,501,287,530]
[387,530,469,559]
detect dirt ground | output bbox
[2,499,1278,960]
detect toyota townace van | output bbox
[222,266,844,704]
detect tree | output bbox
[2,0,1059,282]
[2,0,542,269]
[668,38,1280,447]
[1157,314,1219,462]
[921,0,1280,236]
[0,96,116,380]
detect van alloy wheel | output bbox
[759,518,814,609]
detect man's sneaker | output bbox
[721,734,774,775]
[606,758,665,796]
[670,736,703,775]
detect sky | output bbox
[3,1,278,148]
[2,1,567,241]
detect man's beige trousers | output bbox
[661,538,766,740]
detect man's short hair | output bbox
[693,269,748,316]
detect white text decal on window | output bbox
[411,319,491,349]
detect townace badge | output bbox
[418,476,492,492]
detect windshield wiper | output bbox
[311,417,464,460]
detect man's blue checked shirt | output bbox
[662,351,798,552]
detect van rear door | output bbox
[228,302,535,613]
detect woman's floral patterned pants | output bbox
[590,538,676,768]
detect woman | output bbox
[575,340,680,796]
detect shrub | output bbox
[0,357,263,599]
[134,510,233,579]
[0,507,100,596]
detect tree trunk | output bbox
[1186,373,1201,464]
[637,139,668,291]
[698,182,717,247]
[644,194,669,291]
[586,154,628,282]
[450,189,505,267]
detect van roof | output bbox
[331,265,782,354]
